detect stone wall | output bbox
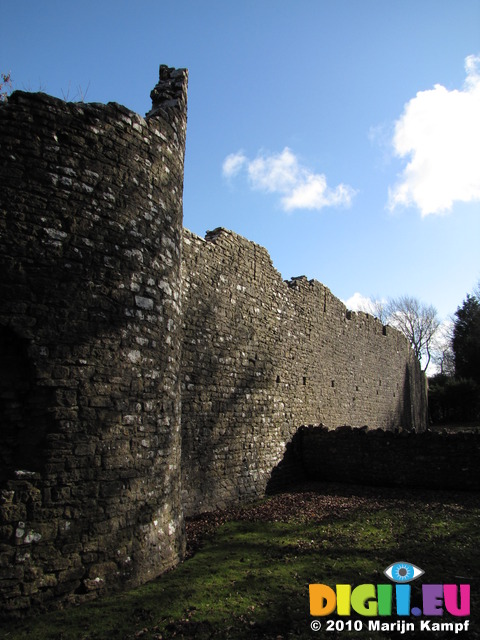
[180,228,427,516]
[0,66,188,616]
[298,425,480,491]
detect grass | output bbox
[1,483,479,640]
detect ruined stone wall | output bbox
[180,228,427,515]
[0,65,429,617]
[0,66,188,616]
[299,425,480,491]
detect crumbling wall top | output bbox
[147,64,188,118]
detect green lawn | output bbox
[2,483,479,640]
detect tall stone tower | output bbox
[0,65,188,615]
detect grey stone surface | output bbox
[0,67,188,616]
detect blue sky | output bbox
[2,0,480,321]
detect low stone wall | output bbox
[295,425,480,491]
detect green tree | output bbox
[452,293,480,383]
[428,374,480,423]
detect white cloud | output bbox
[247,148,299,193]
[222,151,247,178]
[343,292,377,313]
[283,174,356,211]
[343,293,391,324]
[388,54,480,216]
[222,146,355,212]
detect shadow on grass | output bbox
[2,482,479,640]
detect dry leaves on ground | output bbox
[185,481,480,556]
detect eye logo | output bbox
[384,561,424,583]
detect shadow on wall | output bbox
[181,283,277,514]
[402,362,415,431]
[380,362,426,433]
[266,432,307,494]
[0,224,159,485]
[403,361,428,432]
[0,88,186,614]
[0,327,54,482]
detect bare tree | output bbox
[0,71,12,102]
[474,278,480,300]
[368,298,390,324]
[352,295,390,324]
[431,319,455,376]
[386,296,440,372]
